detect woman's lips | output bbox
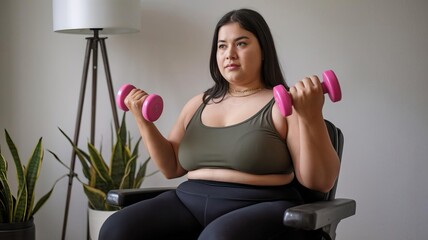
[226,64,240,70]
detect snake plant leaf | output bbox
[110,132,126,189]
[57,128,92,180]
[87,143,112,186]
[13,180,28,222]
[89,167,111,195]
[0,197,7,222]
[128,137,142,187]
[110,114,131,188]
[4,130,29,222]
[131,137,142,161]
[5,130,26,195]
[53,113,157,211]
[47,150,70,170]
[74,147,92,180]
[0,171,13,222]
[31,174,67,216]
[30,190,52,218]
[134,157,150,188]
[1,130,61,223]
[83,184,117,211]
[1,142,14,223]
[125,149,136,189]
[23,137,43,221]
[0,150,7,173]
[118,114,127,150]
[119,155,137,189]
[74,147,91,181]
[83,184,106,210]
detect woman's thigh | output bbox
[99,191,202,240]
[198,200,298,240]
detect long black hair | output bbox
[203,8,288,104]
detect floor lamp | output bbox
[52,0,141,239]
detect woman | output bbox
[99,8,340,240]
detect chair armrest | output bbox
[106,187,175,207]
[283,198,356,230]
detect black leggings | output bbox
[99,180,303,240]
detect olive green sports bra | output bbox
[178,98,293,175]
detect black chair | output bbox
[106,120,356,240]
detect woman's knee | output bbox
[99,211,130,240]
[98,201,154,239]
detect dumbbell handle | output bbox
[274,70,341,117]
[116,84,164,122]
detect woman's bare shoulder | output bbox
[179,93,204,127]
[183,93,204,112]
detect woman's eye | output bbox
[237,42,247,47]
[218,44,226,49]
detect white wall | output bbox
[1,0,428,239]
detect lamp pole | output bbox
[61,29,120,240]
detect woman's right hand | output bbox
[124,88,149,121]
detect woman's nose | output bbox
[226,46,237,60]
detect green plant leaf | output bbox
[31,174,67,216]
[0,197,7,222]
[119,155,137,189]
[54,113,158,211]
[4,130,26,194]
[1,130,62,223]
[134,157,150,188]
[89,166,110,195]
[110,133,126,189]
[128,137,142,188]
[83,184,106,210]
[0,151,7,174]
[118,114,127,149]
[13,179,27,222]
[4,130,29,222]
[23,137,43,221]
[125,149,136,188]
[4,130,23,182]
[83,184,117,211]
[74,148,92,180]
[110,114,130,188]
[87,143,112,185]
[57,128,91,180]
[131,137,142,161]
[47,150,70,170]
[0,171,13,222]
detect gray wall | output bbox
[1,0,427,239]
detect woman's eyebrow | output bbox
[218,36,250,43]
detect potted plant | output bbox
[0,130,63,240]
[50,114,157,240]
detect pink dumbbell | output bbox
[116,84,164,122]
[273,70,342,117]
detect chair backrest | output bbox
[291,119,344,203]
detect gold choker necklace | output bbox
[228,87,263,97]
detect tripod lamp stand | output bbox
[52,0,141,239]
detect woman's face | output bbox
[216,22,263,87]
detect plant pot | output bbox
[0,218,35,240]
[88,208,117,240]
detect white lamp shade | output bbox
[53,0,141,34]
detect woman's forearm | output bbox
[135,118,186,179]
[295,116,340,192]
